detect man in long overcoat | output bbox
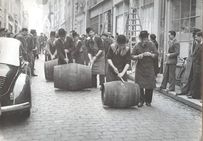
[131,31,158,107]
[189,31,202,99]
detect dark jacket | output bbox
[166,39,180,65]
[26,34,35,53]
[132,41,158,89]
[86,36,103,57]
[102,38,112,57]
[15,33,28,61]
[55,38,66,64]
[192,42,202,74]
[65,36,74,62]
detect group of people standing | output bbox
[45,27,161,107]
[0,27,48,77]
[158,29,202,100]
[176,30,202,99]
[2,25,200,106]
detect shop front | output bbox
[165,0,202,59]
[163,0,202,81]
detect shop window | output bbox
[100,10,112,34]
[169,0,202,58]
[90,16,99,34]
[116,15,124,34]
[170,0,201,40]
[143,0,153,6]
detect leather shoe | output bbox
[176,92,185,96]
[138,102,144,107]
[31,74,38,77]
[146,102,151,106]
[157,87,164,91]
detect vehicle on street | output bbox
[0,37,31,117]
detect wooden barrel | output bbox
[44,59,58,81]
[101,81,140,108]
[54,63,92,90]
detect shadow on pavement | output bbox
[0,112,29,127]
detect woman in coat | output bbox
[106,34,130,82]
[131,31,158,107]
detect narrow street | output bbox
[0,55,201,141]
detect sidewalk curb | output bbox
[155,89,202,111]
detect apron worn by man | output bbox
[91,38,105,75]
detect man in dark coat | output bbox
[26,31,37,76]
[30,29,39,76]
[55,28,67,65]
[177,29,201,96]
[86,27,105,88]
[64,30,75,63]
[15,28,29,63]
[188,31,202,99]
[159,30,180,91]
[131,31,158,107]
[45,31,56,61]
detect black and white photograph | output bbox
[0,0,202,140]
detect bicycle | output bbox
[176,57,187,87]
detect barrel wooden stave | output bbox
[101,81,140,108]
[54,63,92,90]
[44,59,58,81]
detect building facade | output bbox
[0,0,28,34]
[74,0,88,34]
[47,0,76,34]
[163,0,203,60]
[87,0,113,34]
[45,0,202,62]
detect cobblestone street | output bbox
[0,56,201,141]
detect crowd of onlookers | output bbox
[0,26,202,106]
[0,27,47,76]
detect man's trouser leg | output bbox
[160,64,169,89]
[168,64,176,91]
[139,88,145,104]
[191,66,201,99]
[92,74,97,88]
[181,65,193,94]
[145,89,153,103]
[99,75,105,86]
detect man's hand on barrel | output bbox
[90,56,96,68]
[113,67,119,74]
[51,55,55,60]
[65,58,69,63]
[64,49,69,53]
[92,56,96,63]
[138,53,144,59]
[117,72,124,79]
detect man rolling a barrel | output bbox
[131,31,158,107]
[55,28,67,65]
[72,32,84,64]
[86,27,105,88]
[106,34,130,82]
[45,31,57,61]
